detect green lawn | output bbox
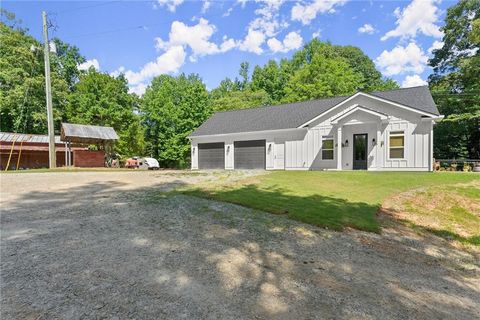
[384,181,480,245]
[182,171,479,234]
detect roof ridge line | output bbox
[371,85,428,93]
[212,86,430,115]
[213,94,351,115]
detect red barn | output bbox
[1,124,118,170]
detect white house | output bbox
[189,86,443,171]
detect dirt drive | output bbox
[1,171,479,319]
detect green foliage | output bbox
[251,59,291,103]
[238,39,398,105]
[429,0,480,73]
[67,70,145,157]
[212,89,271,112]
[0,21,69,134]
[282,54,364,102]
[141,74,211,167]
[289,39,398,93]
[51,38,86,89]
[238,61,250,91]
[429,0,480,159]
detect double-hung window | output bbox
[389,131,405,159]
[322,136,334,160]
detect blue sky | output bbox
[4,0,455,95]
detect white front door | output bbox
[274,141,285,170]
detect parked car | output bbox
[144,157,160,170]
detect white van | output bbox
[144,157,160,170]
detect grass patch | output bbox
[181,171,479,233]
[384,180,480,246]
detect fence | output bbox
[434,159,480,171]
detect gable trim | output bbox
[298,92,438,128]
[330,105,389,124]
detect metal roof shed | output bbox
[60,123,118,144]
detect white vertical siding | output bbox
[225,140,234,169]
[190,94,434,171]
[191,142,198,169]
[266,140,274,170]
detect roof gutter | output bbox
[188,127,307,139]
[422,115,444,123]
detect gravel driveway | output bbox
[1,171,479,319]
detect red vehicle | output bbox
[125,157,144,169]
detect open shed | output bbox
[61,123,119,167]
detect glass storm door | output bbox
[353,134,368,170]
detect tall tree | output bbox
[142,74,211,167]
[282,54,364,102]
[67,70,144,157]
[429,0,480,159]
[251,59,291,104]
[0,18,69,134]
[212,89,271,112]
[51,38,86,89]
[238,61,250,91]
[291,39,397,92]
[247,39,397,105]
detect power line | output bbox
[63,23,161,39]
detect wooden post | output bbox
[16,140,24,170]
[42,11,56,168]
[4,135,17,171]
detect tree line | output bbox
[1,1,478,167]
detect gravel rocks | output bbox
[1,171,479,319]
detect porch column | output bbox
[337,126,342,170]
[376,122,381,169]
[64,142,68,167]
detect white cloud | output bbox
[248,0,287,37]
[428,40,443,54]
[237,0,248,9]
[239,28,266,54]
[201,0,211,13]
[381,0,443,41]
[375,42,429,76]
[78,59,100,71]
[155,18,237,60]
[267,38,283,53]
[312,29,322,39]
[223,7,234,17]
[110,66,125,77]
[291,0,347,25]
[402,75,427,88]
[358,23,375,34]
[124,45,186,85]
[235,0,288,55]
[129,83,148,96]
[268,31,303,53]
[155,0,184,12]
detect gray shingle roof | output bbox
[370,86,439,115]
[0,132,62,144]
[61,123,118,142]
[190,86,439,137]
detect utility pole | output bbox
[42,11,56,168]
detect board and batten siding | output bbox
[190,93,434,171]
